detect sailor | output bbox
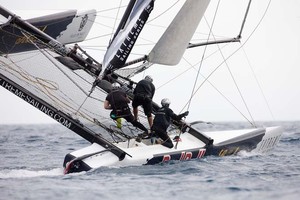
[151,98,189,148]
[132,75,155,128]
[104,82,148,133]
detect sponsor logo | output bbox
[0,79,72,128]
[218,147,240,156]
[162,148,206,162]
[109,1,154,69]
[78,14,88,31]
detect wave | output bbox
[0,168,64,179]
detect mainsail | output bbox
[102,0,154,75]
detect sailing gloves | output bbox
[183,111,189,117]
[179,111,189,119]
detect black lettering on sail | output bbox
[107,0,154,72]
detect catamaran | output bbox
[0,0,282,174]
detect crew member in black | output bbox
[104,83,148,133]
[151,98,189,148]
[132,75,155,128]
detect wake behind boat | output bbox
[0,0,282,174]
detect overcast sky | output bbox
[0,0,299,124]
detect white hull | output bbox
[63,126,282,174]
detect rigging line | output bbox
[237,0,272,50]
[176,57,254,125]
[147,0,180,23]
[84,5,155,42]
[20,29,103,103]
[241,47,275,120]
[23,33,96,115]
[5,55,97,123]
[0,58,60,92]
[180,0,273,121]
[204,18,256,127]
[21,31,89,97]
[92,20,115,29]
[156,59,194,90]
[84,33,112,42]
[27,32,87,91]
[0,27,20,55]
[157,43,230,90]
[95,5,127,14]
[110,0,124,42]
[186,0,221,111]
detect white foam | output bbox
[0,168,64,179]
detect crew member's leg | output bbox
[132,96,139,121]
[143,99,153,127]
[152,127,173,148]
[124,113,148,132]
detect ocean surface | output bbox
[0,121,299,200]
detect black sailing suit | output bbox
[151,106,188,148]
[105,89,148,132]
[132,79,155,117]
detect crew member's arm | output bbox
[170,109,189,121]
[125,96,130,103]
[104,100,112,110]
[151,83,155,98]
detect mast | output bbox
[110,0,137,44]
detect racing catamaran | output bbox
[0,0,282,174]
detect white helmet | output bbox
[145,75,153,83]
[111,82,120,89]
[161,98,171,107]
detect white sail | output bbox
[148,0,211,65]
[56,10,96,44]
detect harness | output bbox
[110,107,130,119]
[135,93,151,99]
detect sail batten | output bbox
[148,0,211,65]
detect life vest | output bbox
[153,107,171,131]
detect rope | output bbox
[19,30,106,120]
[202,16,256,127]
[241,47,275,121]
[186,0,221,111]
[179,0,272,126]
[147,0,180,23]
[110,0,123,42]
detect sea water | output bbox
[0,122,299,200]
